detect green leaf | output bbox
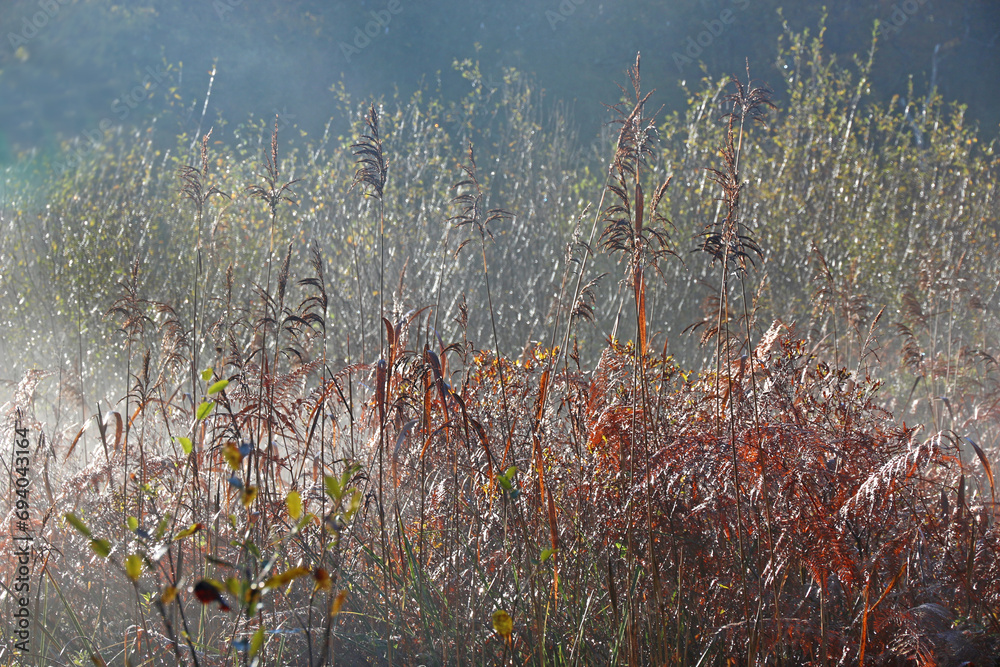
[499,465,517,491]
[196,401,215,420]
[250,626,265,659]
[263,566,310,590]
[65,513,92,537]
[125,554,142,581]
[90,539,111,558]
[225,577,243,598]
[241,485,258,508]
[345,489,361,522]
[492,609,513,642]
[341,465,358,490]
[201,368,213,381]
[174,523,203,541]
[324,474,342,502]
[287,491,302,520]
[177,437,193,455]
[223,443,242,469]
[207,379,229,395]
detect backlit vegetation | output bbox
[2,25,1000,665]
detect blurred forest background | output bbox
[1,0,998,163]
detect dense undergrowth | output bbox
[2,24,1000,666]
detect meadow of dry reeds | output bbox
[2,25,1000,666]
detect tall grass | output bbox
[2,25,1000,666]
